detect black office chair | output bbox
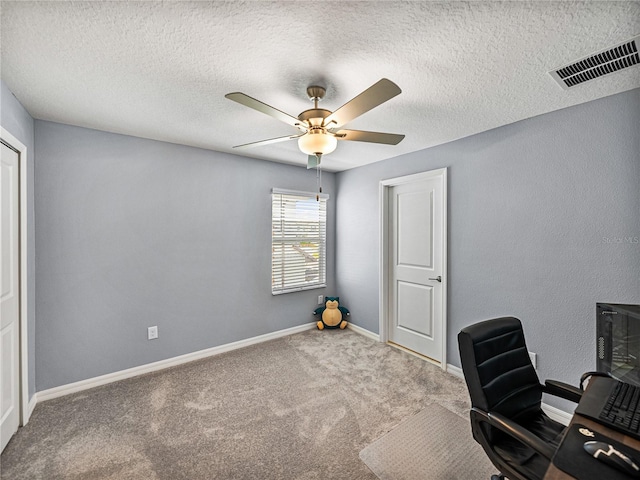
[458,317,585,480]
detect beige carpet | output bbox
[1,329,474,479]
[360,403,497,480]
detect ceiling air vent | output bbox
[549,36,639,89]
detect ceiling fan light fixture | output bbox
[297,130,337,156]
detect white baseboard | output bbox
[446,363,463,379]
[35,322,317,404]
[20,394,38,426]
[447,363,572,425]
[27,395,37,420]
[347,323,380,341]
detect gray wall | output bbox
[335,88,640,404]
[1,80,36,400]
[7,80,640,403]
[34,121,336,391]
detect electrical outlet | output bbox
[148,326,158,340]
[529,351,537,369]
[318,295,324,305]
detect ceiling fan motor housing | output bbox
[298,108,332,127]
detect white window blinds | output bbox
[272,189,328,294]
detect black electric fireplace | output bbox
[597,303,640,386]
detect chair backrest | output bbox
[458,317,543,424]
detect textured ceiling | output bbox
[1,1,639,172]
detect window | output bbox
[272,189,328,294]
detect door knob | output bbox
[429,276,442,282]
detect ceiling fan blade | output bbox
[232,133,303,149]
[323,78,401,129]
[332,129,405,145]
[225,92,304,129]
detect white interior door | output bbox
[1,141,20,452]
[386,169,446,363]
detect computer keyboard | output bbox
[598,381,640,440]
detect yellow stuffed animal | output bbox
[313,297,349,330]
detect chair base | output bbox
[491,474,506,480]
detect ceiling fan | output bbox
[225,78,405,168]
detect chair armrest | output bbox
[580,371,612,391]
[544,380,582,403]
[471,407,556,460]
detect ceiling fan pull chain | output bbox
[316,154,322,201]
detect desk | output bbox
[545,378,640,479]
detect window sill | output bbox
[272,284,327,296]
